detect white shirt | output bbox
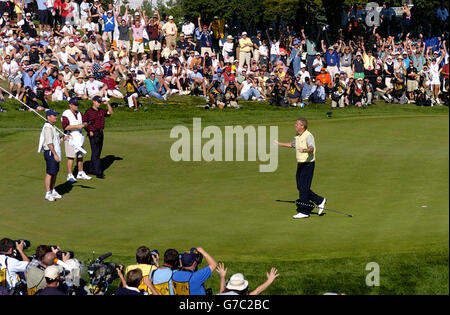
[85,80,104,96]
[0,254,29,290]
[240,80,254,95]
[182,22,195,36]
[80,2,90,18]
[259,45,268,57]
[297,69,310,84]
[61,25,75,35]
[74,81,87,95]
[2,60,19,76]
[222,41,234,55]
[270,41,280,55]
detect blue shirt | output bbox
[325,51,340,67]
[36,0,47,11]
[152,268,177,295]
[23,69,44,89]
[172,267,211,295]
[199,32,213,48]
[102,14,115,32]
[144,78,160,93]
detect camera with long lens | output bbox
[48,245,74,260]
[150,249,159,265]
[10,239,31,261]
[87,252,120,295]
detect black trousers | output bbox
[88,130,104,176]
[296,162,324,214]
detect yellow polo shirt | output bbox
[239,37,253,53]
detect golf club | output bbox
[276,199,353,217]
[0,86,87,154]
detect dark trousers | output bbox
[296,162,324,214]
[88,130,104,176]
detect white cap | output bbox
[242,32,247,36]
[168,15,174,20]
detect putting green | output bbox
[0,114,448,267]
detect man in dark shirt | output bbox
[83,96,113,179]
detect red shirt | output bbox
[51,79,64,92]
[443,63,449,79]
[83,107,110,132]
[101,77,116,90]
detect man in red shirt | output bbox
[51,73,71,101]
[83,96,113,179]
[101,72,124,99]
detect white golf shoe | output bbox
[293,212,310,219]
[76,171,92,180]
[45,192,56,202]
[318,198,327,215]
[67,173,77,183]
[52,190,62,199]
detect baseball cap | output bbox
[242,32,247,36]
[356,52,362,56]
[46,109,59,117]
[69,98,79,106]
[227,35,233,40]
[92,95,102,103]
[181,252,197,266]
[226,273,249,291]
[44,265,61,281]
[294,40,300,45]
[168,15,173,20]
[26,13,31,16]
[134,12,140,16]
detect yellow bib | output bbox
[295,130,315,163]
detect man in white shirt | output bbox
[297,63,310,84]
[2,55,22,97]
[182,18,195,37]
[0,239,30,291]
[85,74,107,98]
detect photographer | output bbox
[125,246,159,295]
[287,76,303,107]
[150,248,180,295]
[0,239,30,292]
[35,265,66,295]
[172,247,217,295]
[331,74,347,108]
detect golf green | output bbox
[0,110,448,294]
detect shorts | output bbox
[65,141,84,159]
[148,40,161,51]
[8,75,22,85]
[407,80,418,92]
[44,150,60,175]
[132,41,145,54]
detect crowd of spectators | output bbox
[0,0,448,114]
[0,238,279,295]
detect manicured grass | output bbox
[0,96,448,294]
